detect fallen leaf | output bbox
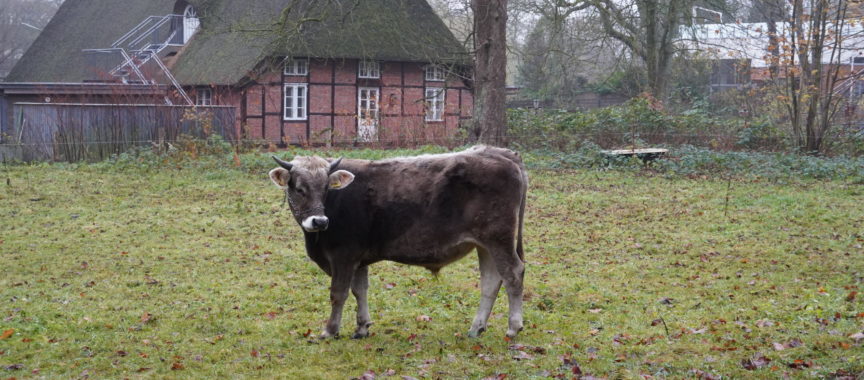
[787,359,813,370]
[415,315,431,322]
[741,352,771,370]
[141,313,153,323]
[772,342,786,351]
[4,363,24,370]
[512,350,534,360]
[847,291,858,302]
[250,349,259,358]
[691,369,720,380]
[650,319,663,326]
[560,353,582,375]
[849,332,864,342]
[0,329,13,340]
[171,362,184,370]
[828,369,860,379]
[588,308,602,313]
[136,368,151,373]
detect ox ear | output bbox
[328,170,355,190]
[269,167,291,189]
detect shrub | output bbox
[509,97,788,152]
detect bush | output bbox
[527,144,864,181]
[509,97,788,152]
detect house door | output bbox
[357,87,379,142]
[183,5,200,43]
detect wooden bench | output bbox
[601,148,669,165]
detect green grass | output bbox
[1,151,862,379]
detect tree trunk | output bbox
[472,0,508,146]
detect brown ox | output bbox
[268,146,528,338]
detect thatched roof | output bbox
[6,0,176,83]
[7,0,469,86]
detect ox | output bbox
[268,145,528,338]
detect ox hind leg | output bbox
[468,246,502,337]
[483,239,525,338]
[351,266,373,339]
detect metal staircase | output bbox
[83,15,193,105]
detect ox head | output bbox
[269,155,355,232]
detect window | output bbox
[183,5,200,44]
[425,65,446,81]
[284,84,307,120]
[284,58,308,76]
[358,60,381,79]
[195,87,212,106]
[425,87,445,122]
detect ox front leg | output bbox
[468,248,502,338]
[351,266,373,339]
[320,266,354,339]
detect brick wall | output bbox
[240,58,474,145]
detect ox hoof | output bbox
[505,327,523,339]
[351,331,370,339]
[467,327,486,338]
[318,331,339,340]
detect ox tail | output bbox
[516,166,528,262]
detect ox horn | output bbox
[329,157,343,174]
[272,156,293,170]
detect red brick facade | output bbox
[239,59,473,145]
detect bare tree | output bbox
[588,0,699,99]
[771,0,855,154]
[472,0,509,145]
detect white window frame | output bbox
[358,60,381,79]
[182,5,200,44]
[425,65,447,82]
[284,58,309,76]
[425,87,445,122]
[195,87,213,106]
[284,83,308,121]
[357,87,380,142]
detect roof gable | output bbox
[9,0,469,86]
[7,0,176,82]
[171,0,469,85]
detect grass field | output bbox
[1,150,863,379]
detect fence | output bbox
[507,92,630,111]
[4,103,236,162]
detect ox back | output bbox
[310,146,526,271]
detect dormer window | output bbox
[425,65,446,81]
[358,60,381,79]
[183,5,200,44]
[284,58,308,76]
